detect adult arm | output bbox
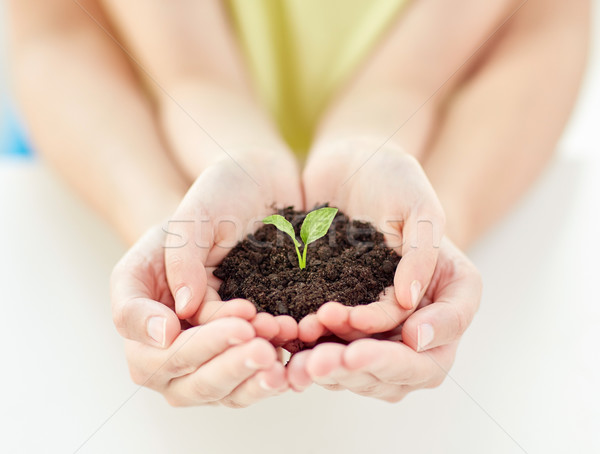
[8,0,188,244]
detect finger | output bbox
[343,338,441,386]
[393,206,445,310]
[110,227,181,347]
[375,387,410,403]
[221,362,288,408]
[316,302,350,333]
[250,312,280,340]
[298,313,329,343]
[113,297,181,348]
[125,317,255,389]
[164,206,211,320]
[305,343,345,387]
[286,350,313,391]
[315,302,363,340]
[347,291,412,334]
[167,338,277,405]
[188,298,257,326]
[402,248,482,352]
[326,366,388,398]
[315,358,408,403]
[305,342,380,391]
[271,315,299,345]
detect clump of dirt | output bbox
[213,207,401,322]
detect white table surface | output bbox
[2,7,600,454]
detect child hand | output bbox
[299,140,445,342]
[287,238,482,401]
[163,158,303,345]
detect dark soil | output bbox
[213,207,401,322]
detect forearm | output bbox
[423,0,590,248]
[310,0,519,161]
[96,0,299,190]
[10,6,188,244]
[310,0,589,249]
[157,80,299,186]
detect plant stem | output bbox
[301,243,308,269]
[294,244,305,269]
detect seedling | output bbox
[263,207,338,269]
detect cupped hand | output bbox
[287,237,482,401]
[164,156,303,345]
[111,225,288,407]
[125,317,288,408]
[299,139,445,342]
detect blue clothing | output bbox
[1,101,31,158]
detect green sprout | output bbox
[263,207,338,269]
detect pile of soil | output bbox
[213,207,401,322]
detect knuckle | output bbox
[322,384,343,391]
[356,383,379,395]
[450,303,470,337]
[128,365,147,387]
[382,389,407,403]
[166,253,185,276]
[111,305,125,330]
[165,353,195,378]
[164,393,189,408]
[164,395,183,408]
[220,398,248,409]
[111,305,129,337]
[425,373,447,389]
[191,380,223,402]
[389,367,415,385]
[215,317,250,338]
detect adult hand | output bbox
[164,156,303,345]
[287,238,482,402]
[111,226,288,407]
[298,139,445,343]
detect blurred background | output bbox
[0,4,26,159]
[1,2,598,454]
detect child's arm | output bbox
[97,0,300,182]
[309,0,589,248]
[9,0,187,244]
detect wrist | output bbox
[434,195,473,250]
[115,183,186,247]
[313,87,437,162]
[305,135,419,185]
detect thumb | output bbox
[110,226,181,347]
[393,209,444,310]
[402,239,482,352]
[164,215,210,320]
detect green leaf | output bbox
[262,214,300,248]
[300,207,338,246]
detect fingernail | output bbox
[410,280,422,309]
[259,378,274,391]
[147,316,166,347]
[228,337,244,346]
[417,323,434,352]
[175,286,192,314]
